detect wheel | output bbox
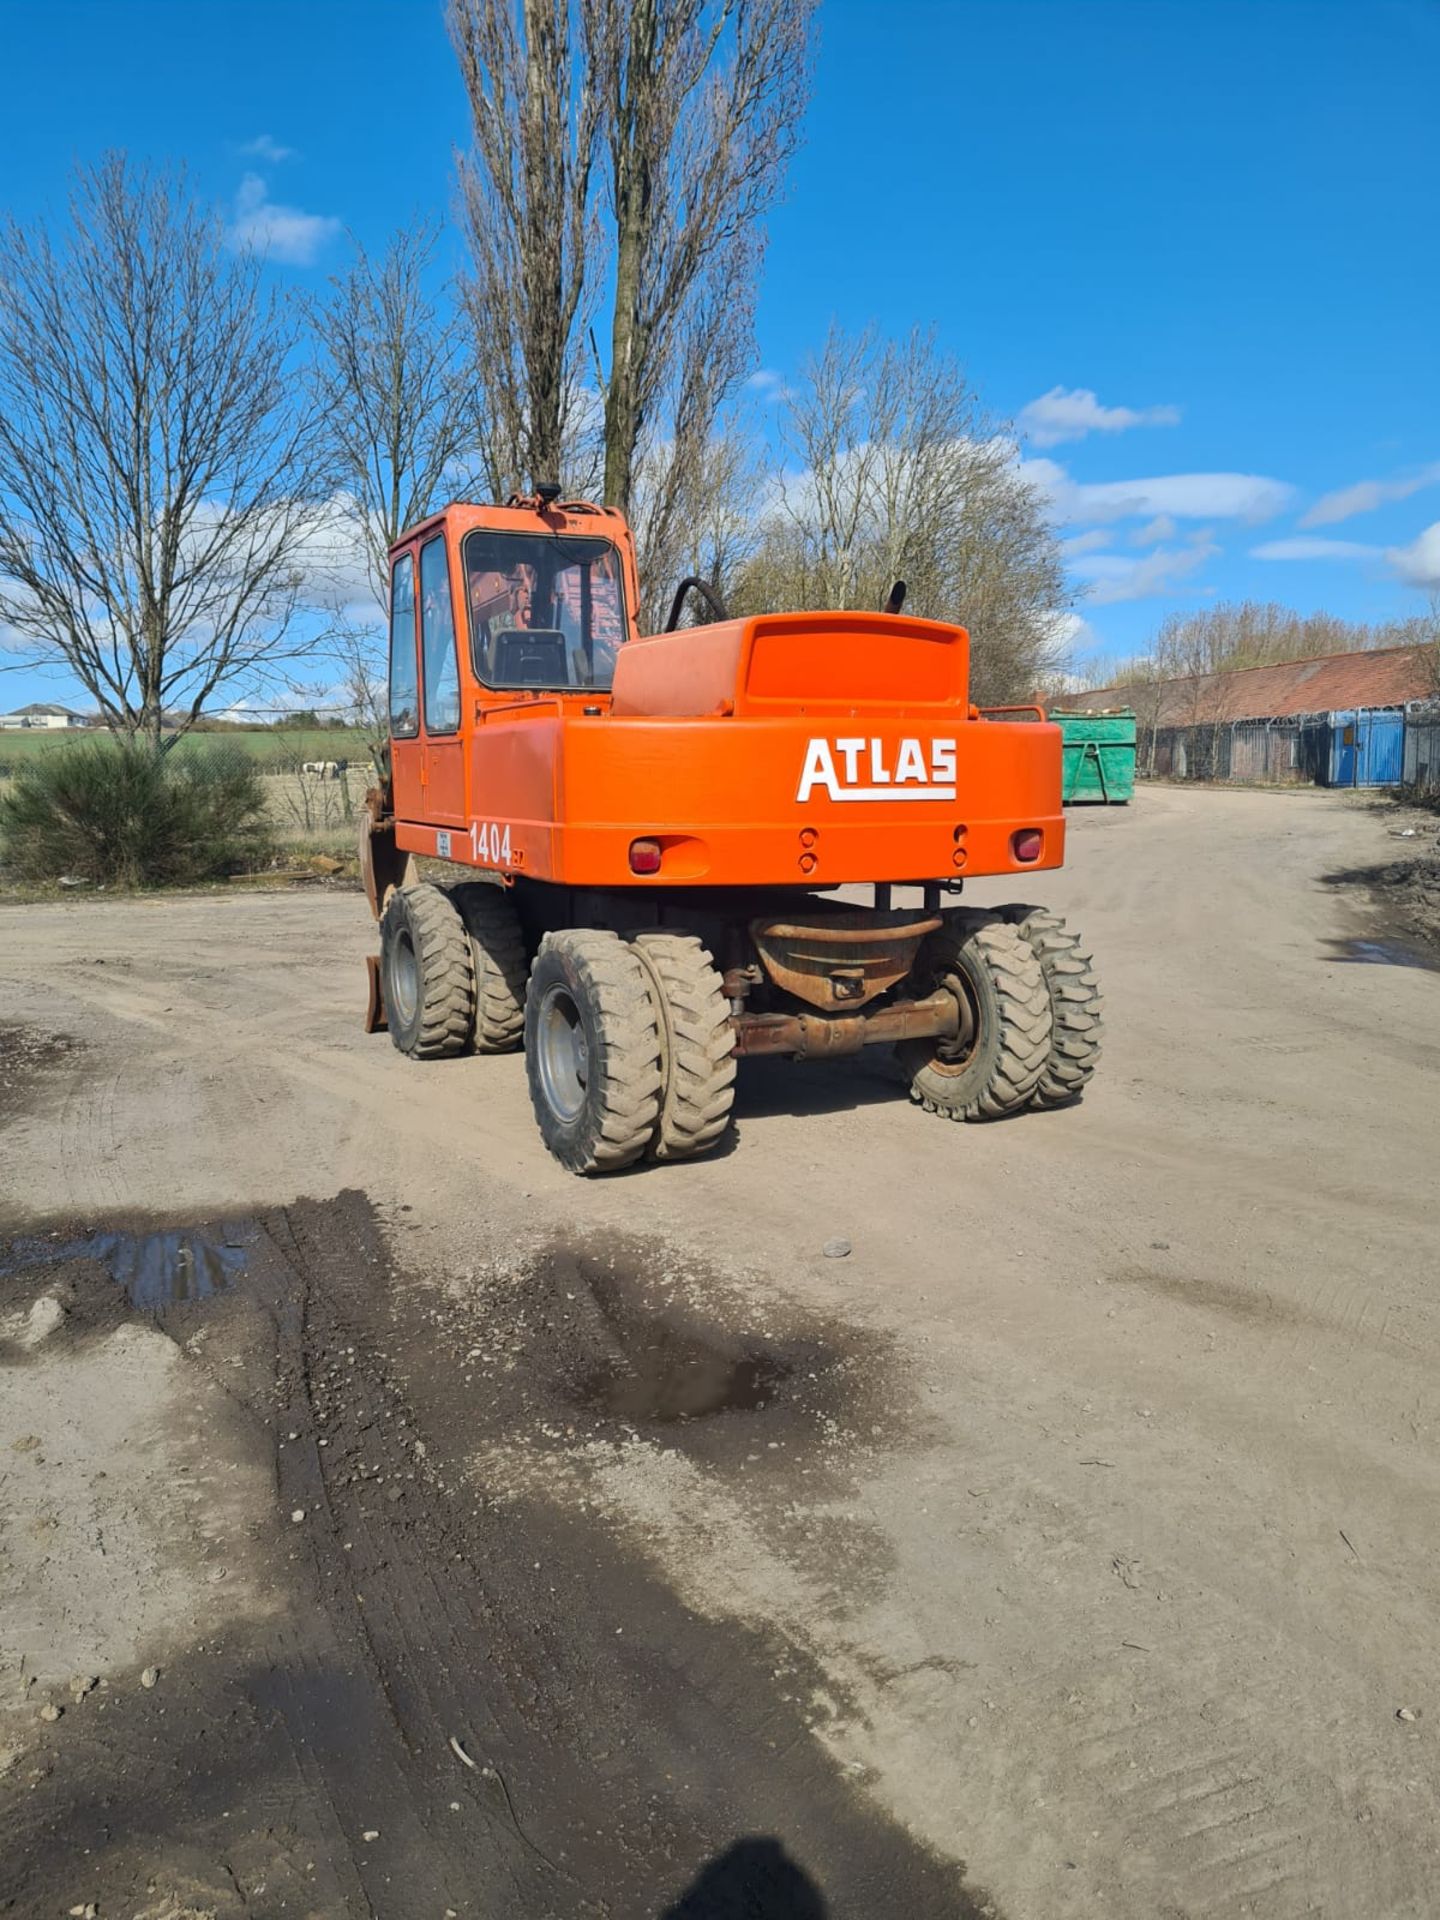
[630,933,736,1160]
[999,907,1103,1109]
[896,913,1052,1121]
[524,930,663,1174]
[450,882,528,1053]
[379,883,476,1060]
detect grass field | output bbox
[0,728,372,774]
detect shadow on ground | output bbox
[658,1836,829,1917]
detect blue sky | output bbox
[1,0,1437,705]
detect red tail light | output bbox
[1012,829,1043,863]
[629,838,663,875]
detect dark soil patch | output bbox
[1322,825,1440,963]
[419,1229,881,1482]
[0,1022,79,1132]
[1110,1263,1312,1328]
[0,1194,996,1920]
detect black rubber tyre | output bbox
[524,930,664,1175]
[379,883,475,1060]
[999,906,1103,1109]
[450,882,528,1053]
[897,913,1052,1121]
[630,933,737,1161]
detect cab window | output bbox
[420,537,461,734]
[463,531,628,691]
[388,553,418,738]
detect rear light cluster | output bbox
[635,830,1043,873]
[1012,829,1043,863]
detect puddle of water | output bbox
[0,1221,255,1309]
[580,1323,788,1422]
[90,1227,252,1309]
[1329,937,1436,971]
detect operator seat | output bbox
[491,628,568,687]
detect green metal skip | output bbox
[1053,709,1137,804]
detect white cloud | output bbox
[1071,540,1218,605]
[238,134,298,165]
[228,173,341,267]
[185,493,381,611]
[1300,462,1440,529]
[1251,536,1380,562]
[1018,386,1181,449]
[1387,521,1440,589]
[1131,514,1177,546]
[288,495,382,608]
[1060,528,1110,557]
[744,367,794,406]
[1023,456,1294,527]
[1043,611,1094,652]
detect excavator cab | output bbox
[462,528,629,691]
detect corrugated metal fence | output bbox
[1141,717,1330,785]
[1135,705,1432,790]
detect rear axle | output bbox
[729,989,962,1060]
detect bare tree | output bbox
[735,327,1069,702]
[1386,591,1440,698]
[307,225,482,760]
[629,410,759,628]
[0,156,325,751]
[309,224,481,606]
[449,0,812,536]
[1141,600,1435,681]
[599,0,814,515]
[449,0,609,494]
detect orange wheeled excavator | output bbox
[360,488,1100,1174]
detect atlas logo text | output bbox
[796,737,957,803]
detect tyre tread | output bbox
[450,882,528,1052]
[630,932,737,1160]
[526,929,663,1174]
[1000,906,1103,1108]
[381,883,475,1061]
[903,913,1052,1121]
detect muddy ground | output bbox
[2,784,1438,1919]
[1321,799,1440,961]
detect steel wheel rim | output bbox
[537,982,588,1123]
[932,962,981,1074]
[390,929,420,1027]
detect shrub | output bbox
[1397,779,1440,815]
[0,737,275,887]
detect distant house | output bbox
[0,702,90,731]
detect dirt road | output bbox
[2,786,1437,1918]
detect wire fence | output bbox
[1403,706,1440,796]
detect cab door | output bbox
[387,549,423,819]
[418,535,467,828]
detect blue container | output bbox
[1328,709,1404,787]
